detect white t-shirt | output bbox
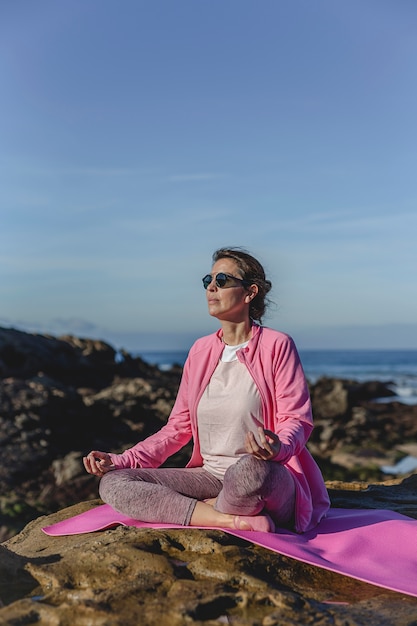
[197,343,263,479]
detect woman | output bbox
[84,248,329,533]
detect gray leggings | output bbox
[99,454,296,527]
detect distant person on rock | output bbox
[84,247,329,533]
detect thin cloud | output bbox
[1,317,104,337]
[261,208,417,237]
[49,317,101,334]
[0,317,14,327]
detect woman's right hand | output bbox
[83,450,115,476]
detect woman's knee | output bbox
[224,455,271,495]
[99,469,128,503]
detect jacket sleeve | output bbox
[109,358,193,469]
[269,336,313,464]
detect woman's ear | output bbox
[245,284,258,303]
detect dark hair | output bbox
[212,247,272,323]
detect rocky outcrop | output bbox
[308,377,417,481]
[1,476,417,625]
[0,327,117,387]
[0,327,182,540]
[2,326,417,623]
[1,326,417,541]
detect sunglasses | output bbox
[202,272,250,290]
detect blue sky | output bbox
[1,0,416,351]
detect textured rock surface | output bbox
[308,377,417,482]
[0,327,183,540]
[2,327,417,623]
[1,480,417,626]
[2,326,416,542]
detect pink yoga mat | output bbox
[42,505,417,598]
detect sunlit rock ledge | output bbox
[2,325,417,625]
[1,475,417,625]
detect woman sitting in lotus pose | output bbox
[84,247,329,533]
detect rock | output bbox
[1,326,417,622]
[0,327,117,387]
[328,474,417,519]
[310,377,351,418]
[51,451,85,486]
[0,327,183,539]
[1,479,417,625]
[1,325,417,542]
[308,377,417,480]
[310,377,396,421]
[0,376,90,488]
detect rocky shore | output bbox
[1,476,417,626]
[1,326,417,624]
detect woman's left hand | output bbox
[245,427,281,460]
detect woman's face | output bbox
[205,258,254,323]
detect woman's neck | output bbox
[221,320,252,346]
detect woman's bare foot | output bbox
[233,514,275,532]
[190,502,274,532]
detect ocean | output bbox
[135,348,417,405]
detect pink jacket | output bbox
[110,324,330,532]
